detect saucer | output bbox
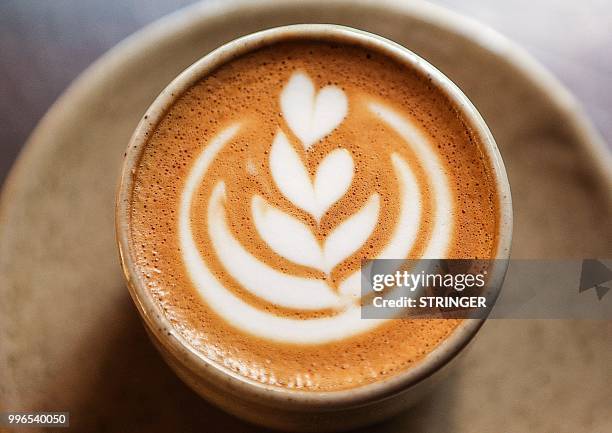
[1,1,610,431]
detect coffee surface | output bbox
[129,40,499,391]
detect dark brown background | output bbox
[1,0,610,186]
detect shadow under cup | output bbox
[115,24,513,432]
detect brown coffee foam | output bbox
[129,41,499,390]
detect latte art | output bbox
[178,70,454,344]
[130,41,499,390]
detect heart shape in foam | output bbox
[269,131,353,221]
[281,72,348,149]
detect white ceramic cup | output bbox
[116,24,512,432]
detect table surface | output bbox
[1,0,611,186]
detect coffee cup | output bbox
[116,24,512,431]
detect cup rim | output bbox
[115,23,513,409]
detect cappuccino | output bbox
[127,40,499,391]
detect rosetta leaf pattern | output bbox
[251,194,380,274]
[249,71,380,275]
[269,132,354,222]
[251,195,323,271]
[322,194,380,273]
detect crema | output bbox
[128,40,499,391]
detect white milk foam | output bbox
[178,72,452,344]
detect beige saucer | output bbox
[1,1,610,432]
